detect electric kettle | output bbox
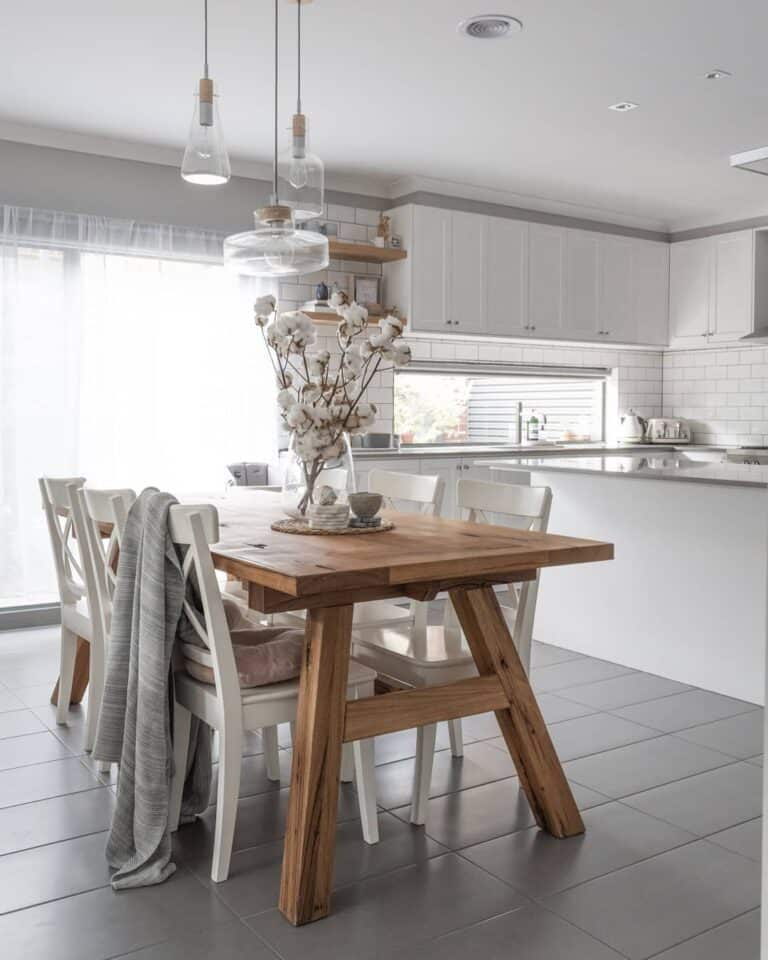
[617,410,647,444]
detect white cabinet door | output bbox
[449,211,486,334]
[528,224,566,338]
[486,217,528,337]
[564,229,600,340]
[669,239,711,345]
[598,236,635,342]
[411,206,450,334]
[419,458,460,519]
[711,231,754,341]
[632,240,669,346]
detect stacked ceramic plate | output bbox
[308,503,350,531]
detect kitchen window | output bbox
[394,362,606,446]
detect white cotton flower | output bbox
[286,404,313,430]
[381,344,396,360]
[380,315,404,339]
[320,441,343,461]
[277,389,296,410]
[359,338,375,359]
[254,295,276,325]
[330,289,350,310]
[392,342,412,367]
[301,383,321,402]
[368,332,387,349]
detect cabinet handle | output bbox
[530,325,536,331]
[463,464,470,470]
[455,320,460,326]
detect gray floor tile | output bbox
[545,840,761,960]
[13,682,71,708]
[209,749,293,802]
[622,762,763,837]
[0,689,24,713]
[0,756,102,808]
[0,786,114,855]
[456,712,501,741]
[187,811,447,917]
[531,658,635,694]
[0,729,73,770]
[372,724,452,765]
[652,909,760,960]
[374,740,517,810]
[531,642,584,668]
[33,705,89,754]
[538,712,662,762]
[391,776,609,850]
[747,754,763,766]
[111,919,276,960]
[0,659,59,690]
[564,734,735,799]
[557,672,694,710]
[674,711,764,759]
[708,819,762,861]
[612,690,759,733]
[535,693,600,724]
[0,831,111,914]
[0,867,236,960]
[246,853,528,960]
[461,800,696,897]
[0,709,46,739]
[173,781,362,862]
[398,903,626,960]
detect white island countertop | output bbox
[475,452,768,488]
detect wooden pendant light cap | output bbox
[292,113,307,137]
[258,204,293,224]
[199,77,214,103]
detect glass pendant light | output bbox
[277,0,325,220]
[181,0,231,185]
[223,0,329,277]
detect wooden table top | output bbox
[210,493,613,599]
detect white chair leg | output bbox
[340,742,355,783]
[262,725,281,782]
[353,738,379,844]
[211,724,242,883]
[448,718,464,758]
[169,700,192,832]
[411,600,428,642]
[410,723,437,825]
[56,627,78,725]
[84,640,104,753]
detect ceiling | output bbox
[4,0,768,231]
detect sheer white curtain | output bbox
[0,205,276,607]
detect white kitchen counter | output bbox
[476,455,767,703]
[353,442,726,460]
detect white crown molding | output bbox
[0,119,390,198]
[668,199,768,235]
[385,175,670,232]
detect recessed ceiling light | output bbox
[609,101,638,112]
[457,14,523,40]
[706,69,732,80]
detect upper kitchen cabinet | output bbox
[528,224,566,338]
[669,230,757,347]
[384,204,669,346]
[486,216,528,336]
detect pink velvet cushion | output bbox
[182,626,304,688]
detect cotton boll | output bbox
[254,295,276,324]
[330,289,350,310]
[320,441,343,460]
[277,389,296,410]
[359,338,375,359]
[392,343,412,367]
[380,315,404,338]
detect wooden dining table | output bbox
[209,493,613,926]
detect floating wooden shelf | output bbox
[328,240,407,264]
[304,311,407,327]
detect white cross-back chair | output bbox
[39,477,102,738]
[352,477,552,825]
[167,504,380,883]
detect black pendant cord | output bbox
[203,0,209,79]
[297,0,302,114]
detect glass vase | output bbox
[281,433,356,518]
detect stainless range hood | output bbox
[730,146,768,176]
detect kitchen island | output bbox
[476,453,768,704]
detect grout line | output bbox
[642,906,760,959]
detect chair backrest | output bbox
[456,477,552,532]
[38,476,87,605]
[168,505,240,708]
[81,488,137,636]
[367,469,444,516]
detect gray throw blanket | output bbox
[93,488,212,890]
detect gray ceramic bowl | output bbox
[347,492,383,520]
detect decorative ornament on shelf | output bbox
[223,0,329,276]
[374,213,391,248]
[254,291,411,517]
[181,0,231,185]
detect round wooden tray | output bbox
[271,518,395,536]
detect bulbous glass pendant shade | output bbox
[277,114,324,220]
[223,205,329,277]
[181,84,231,186]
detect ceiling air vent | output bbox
[458,14,523,39]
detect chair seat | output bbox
[61,599,93,642]
[352,624,477,689]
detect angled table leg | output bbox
[50,636,90,706]
[279,604,354,925]
[450,584,584,838]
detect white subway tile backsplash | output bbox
[355,208,380,227]
[339,222,368,242]
[326,203,356,223]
